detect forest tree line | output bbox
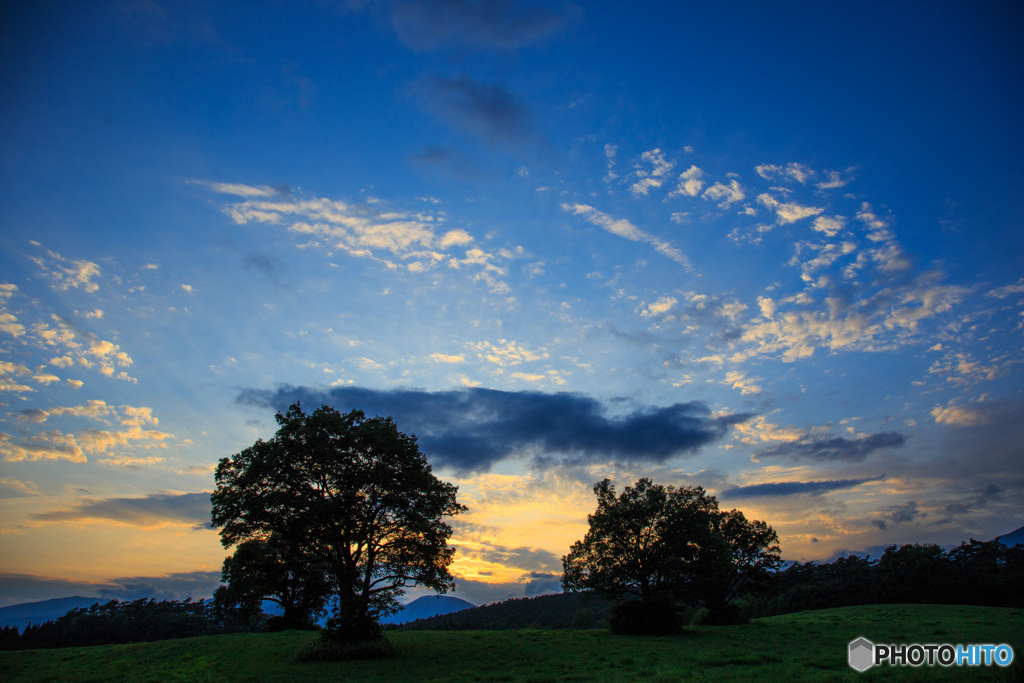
[3,536,1019,649]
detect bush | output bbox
[608,601,680,635]
[322,615,382,645]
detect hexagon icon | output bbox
[849,637,874,672]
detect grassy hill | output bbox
[1,604,1020,681]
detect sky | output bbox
[1,0,1023,608]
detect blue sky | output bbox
[1,0,1023,607]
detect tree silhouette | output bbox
[561,477,780,626]
[211,403,466,642]
[214,534,332,630]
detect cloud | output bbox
[30,491,213,529]
[0,477,41,498]
[439,229,474,248]
[755,163,814,184]
[0,403,174,464]
[237,385,752,472]
[702,179,745,208]
[561,203,693,270]
[469,339,548,366]
[10,302,136,382]
[28,247,102,293]
[735,270,970,362]
[628,149,674,197]
[243,252,286,286]
[757,193,824,224]
[522,571,562,596]
[812,215,845,237]
[198,182,283,198]
[872,500,924,530]
[723,370,763,395]
[10,399,113,424]
[757,431,906,462]
[931,403,993,427]
[460,542,561,574]
[816,169,853,190]
[203,182,518,291]
[986,278,1024,299]
[640,296,677,318]
[429,353,467,364]
[721,476,882,498]
[0,360,33,393]
[0,431,86,463]
[0,571,222,606]
[412,74,536,146]
[670,165,704,198]
[410,145,479,177]
[390,0,576,52]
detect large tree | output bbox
[211,403,466,641]
[561,478,781,621]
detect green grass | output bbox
[1,604,1020,681]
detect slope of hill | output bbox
[395,592,619,630]
[381,595,473,624]
[993,525,1024,547]
[0,597,101,632]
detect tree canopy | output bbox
[213,534,332,630]
[211,403,466,641]
[561,477,781,622]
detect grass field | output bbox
[1,604,1020,681]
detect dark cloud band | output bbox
[238,385,751,472]
[391,0,575,52]
[720,476,883,498]
[30,492,213,529]
[757,431,906,462]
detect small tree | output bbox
[212,403,466,643]
[562,477,781,626]
[686,509,782,623]
[215,534,332,630]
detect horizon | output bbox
[3,525,1024,612]
[2,1,1023,609]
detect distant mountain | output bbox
[993,525,1024,547]
[0,596,101,632]
[381,595,474,625]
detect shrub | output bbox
[608,601,680,635]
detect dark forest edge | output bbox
[2,537,1021,650]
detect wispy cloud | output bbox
[202,182,519,293]
[561,203,694,270]
[28,246,102,293]
[755,162,814,184]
